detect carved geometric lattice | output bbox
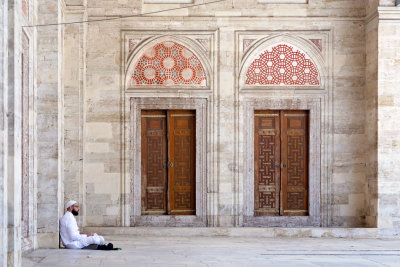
[174,192,191,209]
[174,135,191,186]
[131,41,206,86]
[283,113,308,214]
[168,112,195,215]
[147,193,165,210]
[287,192,305,209]
[146,136,165,187]
[246,44,320,86]
[258,135,276,186]
[259,192,275,209]
[142,114,167,213]
[254,113,280,216]
[254,111,309,216]
[287,135,305,186]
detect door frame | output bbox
[130,97,207,226]
[243,97,322,227]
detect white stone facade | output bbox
[1,0,400,266]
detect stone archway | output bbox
[238,35,329,227]
[123,36,211,227]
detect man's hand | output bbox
[87,233,94,237]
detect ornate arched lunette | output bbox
[125,35,211,88]
[239,34,327,89]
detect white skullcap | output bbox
[65,200,77,210]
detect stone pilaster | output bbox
[4,0,24,265]
[0,2,8,265]
[63,5,86,227]
[365,1,379,228]
[36,0,63,248]
[377,7,400,234]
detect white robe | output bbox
[59,211,105,249]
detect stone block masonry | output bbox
[3,4,400,267]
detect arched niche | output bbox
[125,35,211,89]
[239,34,327,90]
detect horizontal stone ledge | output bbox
[82,226,400,239]
[378,7,400,20]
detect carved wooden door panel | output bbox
[141,110,168,215]
[281,110,308,216]
[141,110,195,215]
[254,110,308,216]
[168,110,196,215]
[254,111,280,216]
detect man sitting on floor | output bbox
[60,200,113,250]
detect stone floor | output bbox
[23,236,400,266]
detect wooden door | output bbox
[141,110,168,214]
[281,111,308,216]
[254,111,281,216]
[141,110,196,215]
[254,110,308,216]
[168,110,196,215]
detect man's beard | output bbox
[72,210,79,216]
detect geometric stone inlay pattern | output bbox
[129,39,138,52]
[245,44,320,86]
[131,42,206,86]
[309,39,322,52]
[22,0,29,17]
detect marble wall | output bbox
[2,2,400,265]
[61,0,372,228]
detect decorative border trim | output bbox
[378,7,400,21]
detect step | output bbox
[83,227,391,239]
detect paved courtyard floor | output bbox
[23,235,400,266]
